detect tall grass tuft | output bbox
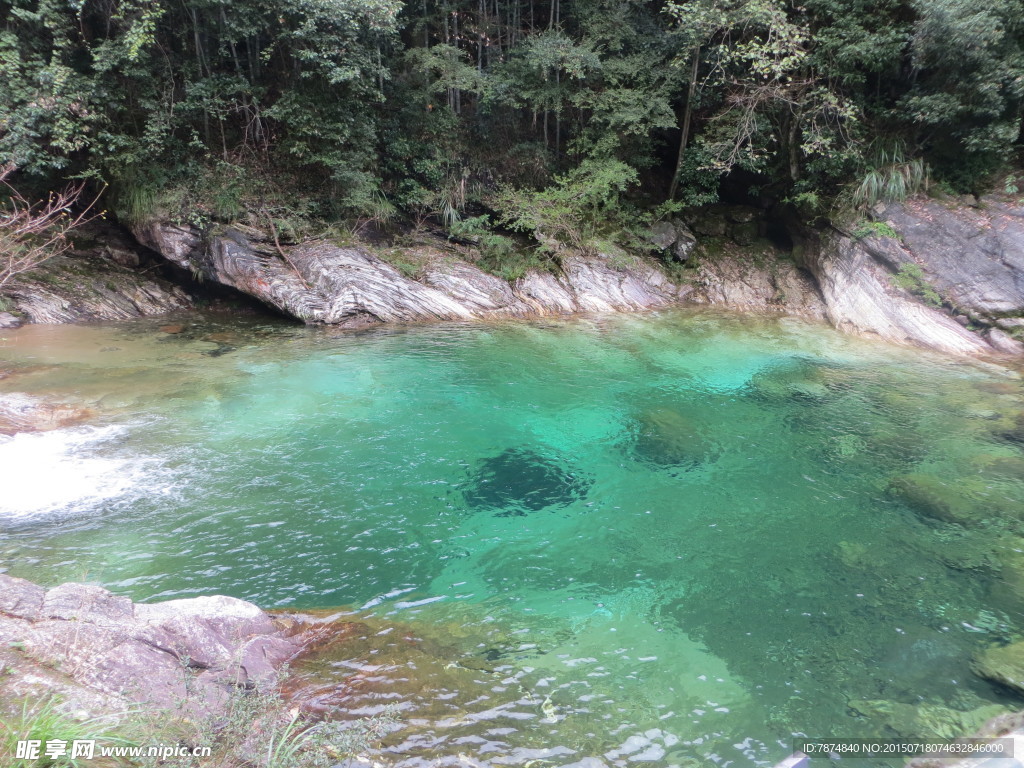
[852,144,930,208]
[0,697,134,767]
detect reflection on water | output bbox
[2,309,1024,765]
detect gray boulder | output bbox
[643,219,697,262]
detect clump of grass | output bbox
[129,667,399,768]
[0,696,134,767]
[891,262,942,307]
[852,144,930,209]
[851,220,899,240]
[1,672,399,768]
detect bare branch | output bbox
[0,166,105,291]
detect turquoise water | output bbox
[3,309,1024,766]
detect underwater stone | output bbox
[464,448,591,515]
[986,541,1024,609]
[631,407,716,469]
[748,363,831,403]
[886,473,987,527]
[848,699,1008,740]
[976,455,1024,481]
[1000,413,1024,445]
[972,641,1024,695]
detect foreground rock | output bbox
[0,574,304,718]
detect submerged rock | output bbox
[0,394,94,436]
[848,699,1008,740]
[748,361,832,402]
[989,542,1024,609]
[1000,414,1024,445]
[886,473,987,527]
[972,641,1024,695]
[464,447,591,515]
[973,454,1024,481]
[630,407,717,469]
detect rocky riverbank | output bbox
[3,196,1024,359]
[0,574,305,718]
[5,570,1024,762]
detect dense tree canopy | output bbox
[1,0,1022,243]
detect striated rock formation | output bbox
[133,221,681,326]
[0,574,304,717]
[803,233,995,357]
[6,254,191,325]
[687,247,827,319]
[870,198,1024,325]
[125,197,1024,359]
[3,224,192,324]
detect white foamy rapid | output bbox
[0,425,159,520]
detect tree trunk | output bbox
[669,46,701,201]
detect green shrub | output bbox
[852,220,899,240]
[495,159,639,254]
[449,215,552,282]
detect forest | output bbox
[2,0,1023,255]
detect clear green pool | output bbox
[3,309,1024,766]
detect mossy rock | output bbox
[848,699,1008,739]
[1000,413,1024,445]
[748,362,831,403]
[972,641,1024,695]
[886,473,988,527]
[631,407,717,469]
[969,453,1024,481]
[986,538,1024,608]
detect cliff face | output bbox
[690,197,1024,357]
[848,197,1024,354]
[800,231,999,357]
